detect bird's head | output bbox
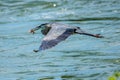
[38,23,52,30]
[29,23,50,34]
[38,23,49,28]
[38,23,52,35]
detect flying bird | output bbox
[29,22,104,52]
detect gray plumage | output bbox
[30,22,103,52]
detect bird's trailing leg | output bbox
[80,33,104,38]
[75,28,104,38]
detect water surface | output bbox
[0,0,120,80]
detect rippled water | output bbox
[0,0,120,80]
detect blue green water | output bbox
[0,0,120,80]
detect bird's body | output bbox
[42,23,75,40]
[30,22,103,52]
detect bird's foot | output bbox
[95,34,104,38]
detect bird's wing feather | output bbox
[39,27,75,50]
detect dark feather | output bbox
[39,29,75,50]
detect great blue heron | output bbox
[29,22,103,52]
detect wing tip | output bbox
[33,49,39,52]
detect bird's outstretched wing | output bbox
[39,27,75,51]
